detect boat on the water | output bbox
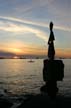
[28,59,35,63]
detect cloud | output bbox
[32,0,71,30]
[0,16,71,32]
[0,18,48,42]
[0,0,71,30]
[0,16,49,27]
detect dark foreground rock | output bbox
[17,94,71,108]
[1,94,71,108]
[0,98,13,108]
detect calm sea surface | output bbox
[0,59,71,96]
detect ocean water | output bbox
[0,59,71,97]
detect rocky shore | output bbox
[1,89,71,108]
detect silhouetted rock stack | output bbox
[41,22,64,97]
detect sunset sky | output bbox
[0,0,71,58]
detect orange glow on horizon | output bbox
[0,45,71,58]
[55,48,71,58]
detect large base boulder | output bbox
[43,59,64,81]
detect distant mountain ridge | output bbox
[0,51,16,58]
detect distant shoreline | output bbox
[0,57,71,59]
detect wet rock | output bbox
[0,98,13,108]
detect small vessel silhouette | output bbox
[28,59,35,63]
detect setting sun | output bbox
[8,48,22,55]
[13,56,19,59]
